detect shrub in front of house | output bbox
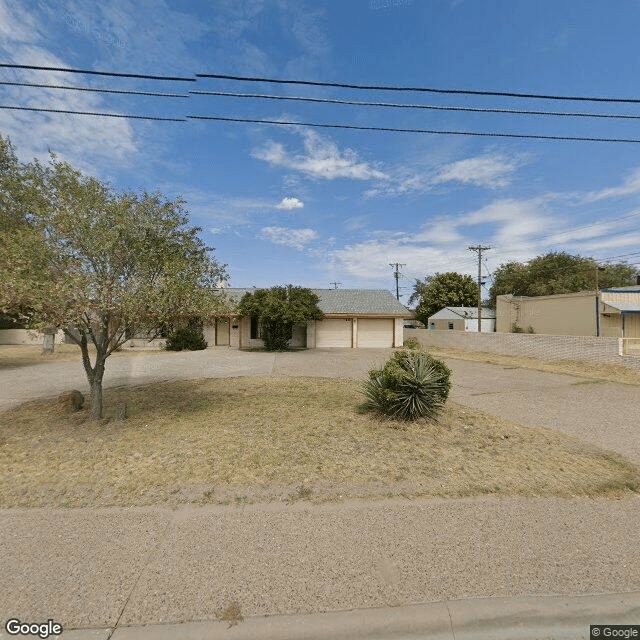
[402,336,421,350]
[165,326,208,351]
[361,349,451,422]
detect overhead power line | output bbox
[191,90,640,121]
[196,72,640,104]
[186,115,640,144]
[0,63,195,82]
[488,210,640,259]
[6,103,640,142]
[0,81,189,98]
[0,105,186,121]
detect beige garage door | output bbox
[315,318,352,347]
[357,318,394,348]
[215,318,229,345]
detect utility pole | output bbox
[389,263,406,300]
[468,245,490,332]
[330,281,341,289]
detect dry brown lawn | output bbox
[0,343,169,369]
[1,376,638,508]
[425,346,640,386]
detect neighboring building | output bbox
[496,286,640,337]
[204,288,412,349]
[427,307,496,332]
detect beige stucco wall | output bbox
[0,329,65,345]
[623,313,640,338]
[394,318,403,347]
[497,292,597,335]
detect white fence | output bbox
[405,329,640,371]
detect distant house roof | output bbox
[602,301,640,313]
[602,286,640,293]
[428,306,496,321]
[219,287,411,317]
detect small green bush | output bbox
[403,336,421,350]
[165,326,208,351]
[526,325,536,334]
[361,348,451,421]
[511,322,524,333]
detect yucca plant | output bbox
[391,355,446,421]
[361,350,450,422]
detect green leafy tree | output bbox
[0,139,228,419]
[488,251,637,307]
[238,286,324,351]
[411,272,478,326]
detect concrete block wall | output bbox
[404,329,640,371]
[0,329,65,345]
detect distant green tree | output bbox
[238,286,324,351]
[411,272,478,326]
[488,251,637,307]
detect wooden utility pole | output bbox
[389,262,405,300]
[468,246,490,332]
[330,281,342,289]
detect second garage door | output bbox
[315,318,352,347]
[357,318,394,348]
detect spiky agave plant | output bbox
[391,354,446,421]
[361,353,446,422]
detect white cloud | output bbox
[259,226,318,250]
[579,233,640,252]
[582,168,640,203]
[365,151,525,198]
[252,129,387,181]
[276,196,304,210]
[330,239,476,283]
[434,154,521,188]
[460,198,552,246]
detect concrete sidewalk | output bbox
[12,592,636,640]
[2,498,639,639]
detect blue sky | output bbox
[2,0,640,303]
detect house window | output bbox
[250,316,260,339]
[448,322,454,330]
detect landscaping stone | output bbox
[58,389,84,412]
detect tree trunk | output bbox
[77,333,107,420]
[88,357,106,420]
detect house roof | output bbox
[602,286,640,293]
[219,288,411,317]
[428,306,496,321]
[602,301,640,313]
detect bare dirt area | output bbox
[1,376,638,508]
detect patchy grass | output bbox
[0,344,172,369]
[1,376,639,508]
[217,601,243,628]
[424,346,640,387]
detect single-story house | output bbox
[204,288,412,349]
[496,286,640,337]
[427,307,496,332]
